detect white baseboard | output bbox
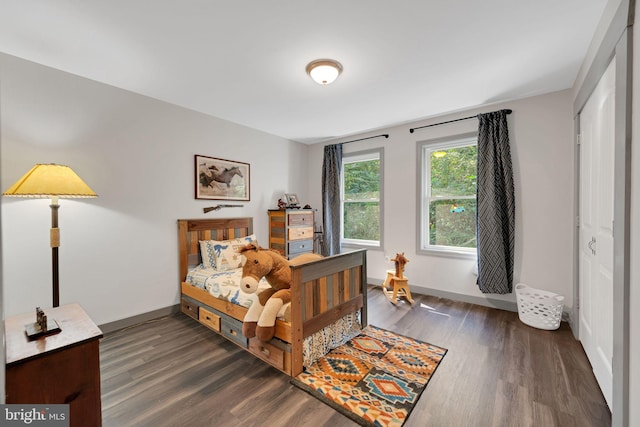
[368,277,518,312]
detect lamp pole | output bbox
[50,196,60,307]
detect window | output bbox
[419,135,477,255]
[341,149,383,247]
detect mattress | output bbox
[186,265,289,319]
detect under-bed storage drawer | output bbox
[221,317,248,348]
[199,307,221,332]
[181,298,199,320]
[249,338,285,370]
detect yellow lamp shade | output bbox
[3,164,97,198]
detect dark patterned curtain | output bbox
[476,110,515,294]
[322,144,342,256]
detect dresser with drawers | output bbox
[267,209,314,259]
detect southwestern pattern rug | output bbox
[291,325,447,427]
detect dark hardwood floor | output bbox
[100,287,611,426]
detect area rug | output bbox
[291,325,447,427]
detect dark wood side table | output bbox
[5,303,103,427]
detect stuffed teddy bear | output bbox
[238,243,321,342]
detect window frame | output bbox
[417,133,478,259]
[341,148,384,249]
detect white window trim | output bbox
[341,148,384,249]
[416,133,478,259]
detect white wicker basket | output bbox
[515,283,564,330]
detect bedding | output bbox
[186,264,290,320]
[302,312,362,366]
[199,234,257,271]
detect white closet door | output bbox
[579,58,615,409]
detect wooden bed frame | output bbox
[178,217,367,376]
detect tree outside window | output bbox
[342,149,383,246]
[420,136,477,254]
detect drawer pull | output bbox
[260,347,270,357]
[229,329,237,336]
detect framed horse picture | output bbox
[195,155,250,201]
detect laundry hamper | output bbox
[515,283,564,330]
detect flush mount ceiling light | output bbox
[306,59,343,85]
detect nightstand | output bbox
[5,303,103,427]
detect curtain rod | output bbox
[409,109,512,133]
[340,133,389,145]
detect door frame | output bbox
[573,1,634,425]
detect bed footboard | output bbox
[290,249,368,375]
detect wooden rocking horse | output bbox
[381,252,415,305]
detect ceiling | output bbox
[0,1,608,144]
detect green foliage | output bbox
[344,159,380,200]
[430,146,476,197]
[429,145,477,248]
[429,199,477,247]
[344,202,380,241]
[340,147,477,247]
[343,159,380,241]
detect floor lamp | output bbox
[2,163,97,338]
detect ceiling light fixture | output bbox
[306,59,343,85]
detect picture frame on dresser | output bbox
[284,193,299,207]
[195,154,250,201]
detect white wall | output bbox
[0,53,308,325]
[307,90,575,311]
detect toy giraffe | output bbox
[393,252,409,279]
[382,252,414,305]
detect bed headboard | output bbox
[177,217,253,281]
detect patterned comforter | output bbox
[186,265,286,316]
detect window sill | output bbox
[342,241,381,250]
[417,247,477,260]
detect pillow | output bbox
[199,240,218,269]
[200,234,257,272]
